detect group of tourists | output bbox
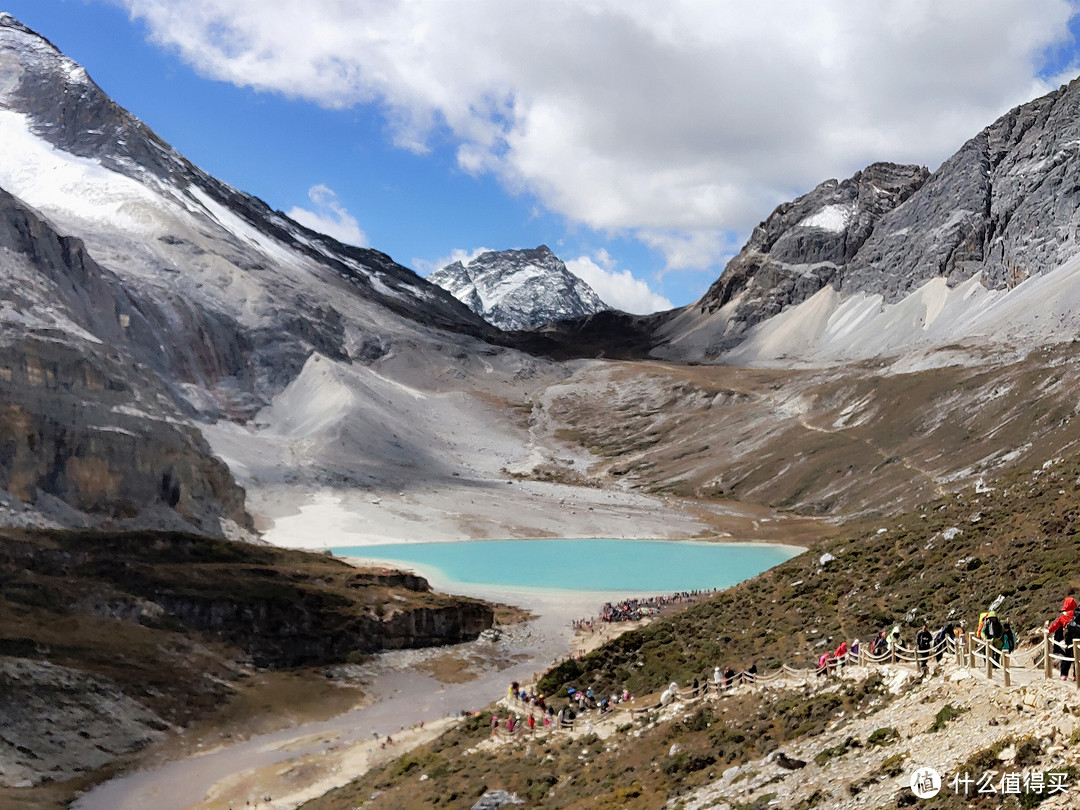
[495,679,636,737]
[817,593,1080,678]
[598,590,715,623]
[508,590,1080,746]
[569,590,717,631]
[831,613,1017,673]
[710,663,757,686]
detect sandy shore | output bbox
[160,617,656,810]
[248,481,776,549]
[185,717,458,810]
[570,617,654,656]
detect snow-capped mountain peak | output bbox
[0,15,498,535]
[429,245,609,331]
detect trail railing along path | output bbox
[492,628,1076,741]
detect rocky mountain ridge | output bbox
[655,76,1080,363]
[0,14,524,534]
[695,162,930,345]
[429,245,609,331]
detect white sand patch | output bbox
[723,254,1080,368]
[256,479,714,549]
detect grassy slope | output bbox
[301,452,1080,809]
[300,676,889,810]
[536,350,1080,518]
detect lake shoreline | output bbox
[334,537,805,605]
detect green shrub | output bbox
[929,703,969,733]
[866,727,898,747]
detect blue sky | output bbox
[3,1,1079,312]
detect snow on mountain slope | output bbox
[0,14,524,533]
[0,13,517,389]
[429,245,609,330]
[0,16,711,543]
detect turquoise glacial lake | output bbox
[333,539,801,593]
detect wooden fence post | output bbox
[1045,630,1053,680]
[1003,652,1010,688]
[1073,640,1079,689]
[956,636,964,667]
[986,641,993,680]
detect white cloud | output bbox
[637,230,741,274]
[566,251,673,314]
[286,184,367,246]
[117,0,1078,270]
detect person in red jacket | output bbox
[1048,590,1078,679]
[1048,592,1078,636]
[834,640,849,668]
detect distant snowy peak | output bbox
[429,245,609,331]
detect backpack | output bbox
[983,615,1003,640]
[1066,616,1080,643]
[1002,629,1016,652]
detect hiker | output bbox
[1063,611,1080,680]
[1048,591,1078,637]
[723,666,736,687]
[491,714,499,736]
[980,609,1004,663]
[816,652,830,676]
[916,624,933,670]
[834,639,849,667]
[713,665,722,687]
[886,625,902,659]
[1001,621,1016,654]
[871,630,888,657]
[692,677,699,697]
[933,623,955,661]
[527,714,535,733]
